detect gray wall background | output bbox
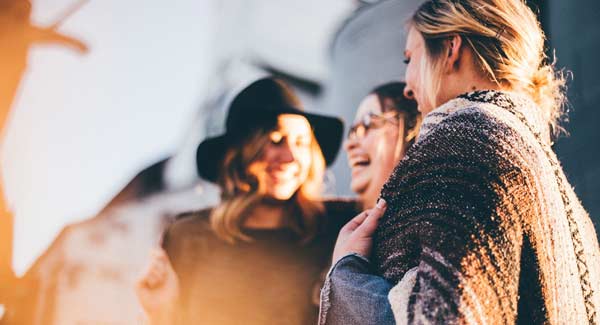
[322,0,423,198]
[547,0,600,230]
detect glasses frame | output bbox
[347,111,399,140]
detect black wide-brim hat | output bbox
[196,77,344,183]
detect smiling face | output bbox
[247,114,314,201]
[344,94,408,208]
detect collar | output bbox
[417,90,551,145]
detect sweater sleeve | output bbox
[160,211,211,325]
[319,254,395,325]
[374,109,526,324]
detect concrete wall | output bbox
[322,0,423,197]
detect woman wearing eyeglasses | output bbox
[317,82,420,324]
[345,82,421,210]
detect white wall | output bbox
[1,0,218,275]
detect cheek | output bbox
[406,67,421,98]
[370,132,399,166]
[406,64,416,88]
[297,151,312,174]
[247,161,265,181]
[358,134,376,149]
[406,64,413,81]
[260,144,276,162]
[360,134,381,159]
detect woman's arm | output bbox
[319,200,396,325]
[320,253,395,325]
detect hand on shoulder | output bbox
[332,199,387,264]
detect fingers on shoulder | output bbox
[343,210,371,231]
[356,201,387,235]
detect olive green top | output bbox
[162,200,359,325]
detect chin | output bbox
[268,193,292,201]
[351,187,369,203]
[269,187,299,201]
[350,178,369,194]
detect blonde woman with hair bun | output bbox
[320,0,600,324]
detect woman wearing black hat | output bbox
[135,77,358,325]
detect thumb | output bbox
[341,210,370,233]
[355,199,387,237]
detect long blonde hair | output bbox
[209,126,325,244]
[410,0,566,136]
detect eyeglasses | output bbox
[347,112,399,140]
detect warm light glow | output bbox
[1,0,216,275]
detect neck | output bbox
[439,48,505,112]
[360,192,377,210]
[461,79,503,95]
[243,200,289,229]
[449,72,503,99]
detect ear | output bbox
[444,34,463,73]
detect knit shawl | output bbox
[374,90,600,324]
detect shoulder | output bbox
[161,208,217,262]
[428,106,510,141]
[411,104,524,169]
[382,104,525,203]
[323,198,361,217]
[174,207,212,222]
[320,198,361,233]
[418,92,540,154]
[165,208,213,239]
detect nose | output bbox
[344,134,360,153]
[403,86,415,100]
[276,141,296,164]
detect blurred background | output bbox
[0,0,598,323]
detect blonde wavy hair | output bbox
[209,125,326,244]
[410,0,567,136]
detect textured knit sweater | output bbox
[374,91,600,324]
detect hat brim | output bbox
[196,110,344,183]
[301,111,344,165]
[195,134,229,183]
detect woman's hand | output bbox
[135,248,179,322]
[332,199,387,264]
